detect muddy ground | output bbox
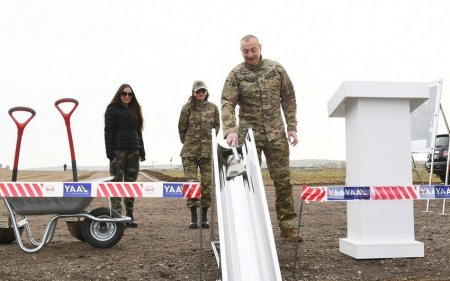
[0,169,449,281]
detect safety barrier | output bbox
[0,181,200,198]
[301,185,450,202]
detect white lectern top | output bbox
[328,81,429,117]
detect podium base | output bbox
[339,238,424,259]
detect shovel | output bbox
[0,107,35,243]
[55,98,85,241]
[55,98,79,181]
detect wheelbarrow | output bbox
[1,104,130,252]
[3,179,130,253]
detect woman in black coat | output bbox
[104,83,145,227]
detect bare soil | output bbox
[0,169,449,281]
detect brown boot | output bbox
[280,228,303,242]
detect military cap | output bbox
[192,80,208,92]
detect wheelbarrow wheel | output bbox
[0,225,25,244]
[82,207,125,248]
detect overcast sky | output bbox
[1,0,450,169]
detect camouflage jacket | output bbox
[178,100,220,157]
[221,58,297,142]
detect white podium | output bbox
[328,81,429,259]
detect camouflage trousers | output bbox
[256,137,297,230]
[181,157,212,208]
[109,149,140,214]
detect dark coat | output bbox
[104,103,145,161]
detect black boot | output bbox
[189,207,198,229]
[126,211,138,228]
[201,207,209,229]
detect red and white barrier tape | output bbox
[0,182,201,199]
[301,185,450,203]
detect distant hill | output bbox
[289,159,346,169]
[24,158,428,172]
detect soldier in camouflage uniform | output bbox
[178,80,220,229]
[221,35,302,241]
[105,83,146,228]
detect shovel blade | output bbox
[226,159,246,181]
[0,225,24,244]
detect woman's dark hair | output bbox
[107,83,144,131]
[188,90,209,110]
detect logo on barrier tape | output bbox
[63,183,92,197]
[327,186,345,200]
[327,186,370,200]
[145,185,155,194]
[163,183,183,198]
[344,186,370,200]
[419,185,435,199]
[45,185,55,194]
[434,185,450,199]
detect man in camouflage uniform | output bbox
[221,34,302,242]
[178,80,220,229]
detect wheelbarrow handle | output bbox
[54,98,79,120]
[8,107,36,130]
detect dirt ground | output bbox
[0,169,449,281]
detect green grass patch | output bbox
[142,166,442,186]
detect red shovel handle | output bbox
[54,98,79,121]
[8,106,36,181]
[8,107,36,130]
[55,98,79,182]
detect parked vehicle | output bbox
[425,134,450,184]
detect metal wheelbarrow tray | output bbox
[8,197,92,215]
